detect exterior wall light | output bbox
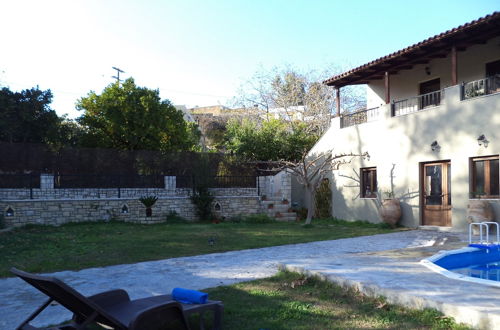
[431,141,441,152]
[5,207,14,217]
[477,135,489,148]
[121,205,129,214]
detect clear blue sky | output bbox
[0,0,498,118]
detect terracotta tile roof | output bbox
[324,12,500,87]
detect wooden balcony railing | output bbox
[392,90,443,117]
[340,107,380,128]
[461,75,500,100]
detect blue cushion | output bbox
[172,288,208,304]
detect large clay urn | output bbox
[379,199,401,228]
[467,200,495,234]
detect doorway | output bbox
[419,78,441,109]
[421,161,451,226]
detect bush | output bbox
[227,214,244,223]
[314,178,332,219]
[139,195,158,208]
[166,210,187,223]
[294,207,308,221]
[243,214,275,223]
[190,186,214,221]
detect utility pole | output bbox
[112,67,125,84]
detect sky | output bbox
[0,0,498,118]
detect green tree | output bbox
[77,78,199,151]
[0,87,61,143]
[224,118,317,162]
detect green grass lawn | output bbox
[203,271,470,330]
[78,271,469,330]
[0,218,394,277]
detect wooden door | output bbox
[421,161,451,226]
[419,78,440,108]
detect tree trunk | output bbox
[304,186,316,225]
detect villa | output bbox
[310,12,500,230]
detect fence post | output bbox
[191,175,196,195]
[118,175,121,198]
[29,173,33,199]
[257,175,260,196]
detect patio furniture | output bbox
[11,267,224,330]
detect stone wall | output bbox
[257,171,291,201]
[0,187,257,200]
[0,173,284,227]
[1,196,260,227]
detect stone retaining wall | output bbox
[1,196,260,227]
[0,187,258,200]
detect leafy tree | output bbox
[224,118,317,162]
[77,78,199,151]
[0,87,61,144]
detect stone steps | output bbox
[260,199,296,221]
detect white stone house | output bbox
[310,12,500,230]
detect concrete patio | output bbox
[0,229,497,329]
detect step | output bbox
[275,216,297,222]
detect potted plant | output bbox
[139,195,158,217]
[282,198,289,205]
[268,203,274,209]
[261,194,267,201]
[378,191,401,228]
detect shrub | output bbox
[227,214,244,223]
[243,214,275,223]
[166,210,187,223]
[190,186,214,221]
[139,195,158,208]
[295,207,308,221]
[314,178,332,219]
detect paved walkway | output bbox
[0,230,496,329]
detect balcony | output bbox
[391,90,443,117]
[340,107,381,128]
[337,76,500,130]
[461,75,500,100]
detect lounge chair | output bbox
[11,268,223,330]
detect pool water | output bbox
[431,246,500,283]
[451,261,500,281]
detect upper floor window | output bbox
[470,155,499,199]
[361,167,377,198]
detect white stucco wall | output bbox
[366,36,500,108]
[311,85,500,230]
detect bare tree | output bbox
[233,65,366,136]
[264,150,369,225]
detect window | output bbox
[471,156,499,198]
[361,167,377,198]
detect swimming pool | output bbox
[421,246,500,287]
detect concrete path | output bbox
[0,230,492,329]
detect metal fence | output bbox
[176,175,257,189]
[340,107,380,128]
[53,174,165,189]
[462,75,500,100]
[0,173,258,199]
[392,90,443,117]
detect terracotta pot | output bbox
[379,199,401,228]
[467,200,495,234]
